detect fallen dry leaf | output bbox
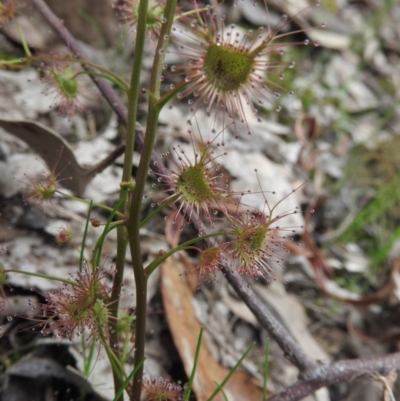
[165,209,184,248]
[0,119,124,196]
[161,257,263,401]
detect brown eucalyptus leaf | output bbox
[161,257,263,401]
[0,119,124,196]
[165,210,184,248]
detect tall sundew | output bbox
[148,123,233,232]
[167,1,322,136]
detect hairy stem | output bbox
[126,0,177,398]
[14,19,32,57]
[109,0,153,394]
[108,227,128,400]
[59,192,125,219]
[144,231,227,277]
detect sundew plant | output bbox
[0,0,327,400]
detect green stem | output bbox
[27,54,130,91]
[79,200,93,272]
[82,341,96,377]
[93,190,127,401]
[59,192,126,219]
[121,325,135,365]
[108,225,128,400]
[145,231,226,277]
[0,58,27,67]
[121,5,148,187]
[92,220,125,265]
[97,320,125,383]
[106,220,127,230]
[155,80,188,110]
[75,70,129,92]
[6,270,76,286]
[184,327,204,400]
[110,0,154,397]
[14,19,32,57]
[126,0,177,399]
[93,190,129,267]
[112,359,146,401]
[139,194,179,228]
[206,343,255,401]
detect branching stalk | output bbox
[126,0,177,398]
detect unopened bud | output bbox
[120,180,136,191]
[90,218,101,228]
[55,228,72,245]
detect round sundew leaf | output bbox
[177,165,216,203]
[54,68,79,99]
[203,43,255,92]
